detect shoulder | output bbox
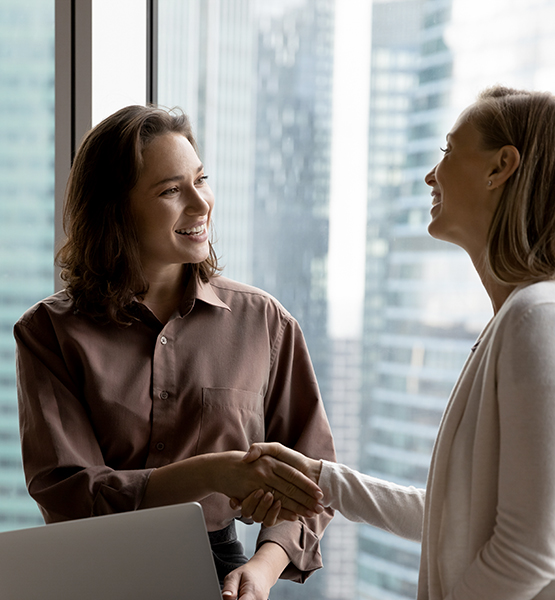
[489,281,555,351]
[499,280,555,324]
[209,276,294,320]
[15,291,74,331]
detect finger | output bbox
[272,489,323,519]
[277,506,299,522]
[242,442,281,463]
[250,491,275,523]
[273,461,323,498]
[229,497,241,510]
[239,489,265,518]
[222,569,240,599]
[268,474,324,514]
[262,499,282,527]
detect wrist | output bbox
[204,450,244,496]
[307,458,323,485]
[251,542,289,586]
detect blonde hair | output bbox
[470,86,555,284]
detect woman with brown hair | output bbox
[14,105,335,600]
[236,86,555,599]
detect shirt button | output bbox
[159,390,169,400]
[160,336,168,345]
[156,442,165,451]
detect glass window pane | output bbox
[157,1,555,599]
[91,0,147,125]
[0,0,54,531]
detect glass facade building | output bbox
[359,0,555,598]
[3,1,555,598]
[0,0,54,531]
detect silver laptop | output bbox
[0,502,222,600]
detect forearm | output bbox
[319,460,424,541]
[139,453,224,509]
[250,542,290,585]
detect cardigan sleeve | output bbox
[318,460,424,542]
[256,314,336,583]
[448,300,555,600]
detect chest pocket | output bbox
[195,387,264,454]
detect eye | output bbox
[160,186,179,197]
[196,175,209,186]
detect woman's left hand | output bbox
[222,542,289,600]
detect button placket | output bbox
[149,327,175,465]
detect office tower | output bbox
[158,0,258,285]
[360,0,555,598]
[251,3,335,598]
[250,0,333,396]
[322,338,362,600]
[0,0,54,530]
[159,3,335,599]
[361,2,429,596]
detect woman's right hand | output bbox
[228,443,324,526]
[242,443,322,483]
[215,450,324,522]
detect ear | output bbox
[488,145,520,188]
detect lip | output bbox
[174,219,209,242]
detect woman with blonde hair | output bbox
[235,86,555,599]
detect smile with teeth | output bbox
[175,225,206,236]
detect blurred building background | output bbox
[3,1,555,599]
[0,0,54,531]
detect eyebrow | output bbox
[152,164,204,189]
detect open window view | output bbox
[2,0,555,599]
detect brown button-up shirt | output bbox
[14,275,335,581]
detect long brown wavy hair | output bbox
[56,105,220,325]
[470,86,555,284]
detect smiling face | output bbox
[129,133,214,279]
[425,108,501,256]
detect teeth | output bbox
[176,225,205,235]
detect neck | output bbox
[472,251,516,315]
[141,264,188,324]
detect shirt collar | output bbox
[182,276,231,313]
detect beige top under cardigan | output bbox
[320,281,555,599]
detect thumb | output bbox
[242,443,264,462]
[222,569,240,599]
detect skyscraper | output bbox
[360,0,555,598]
[0,0,54,530]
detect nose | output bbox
[183,186,213,216]
[425,165,437,187]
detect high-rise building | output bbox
[251,0,333,394]
[360,0,555,598]
[159,3,336,598]
[0,0,54,530]
[158,0,258,285]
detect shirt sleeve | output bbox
[255,313,336,583]
[448,301,555,600]
[318,460,424,542]
[14,314,152,523]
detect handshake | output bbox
[227,442,325,528]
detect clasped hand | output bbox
[225,443,324,527]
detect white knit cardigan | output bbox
[319,281,555,599]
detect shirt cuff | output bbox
[256,519,324,583]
